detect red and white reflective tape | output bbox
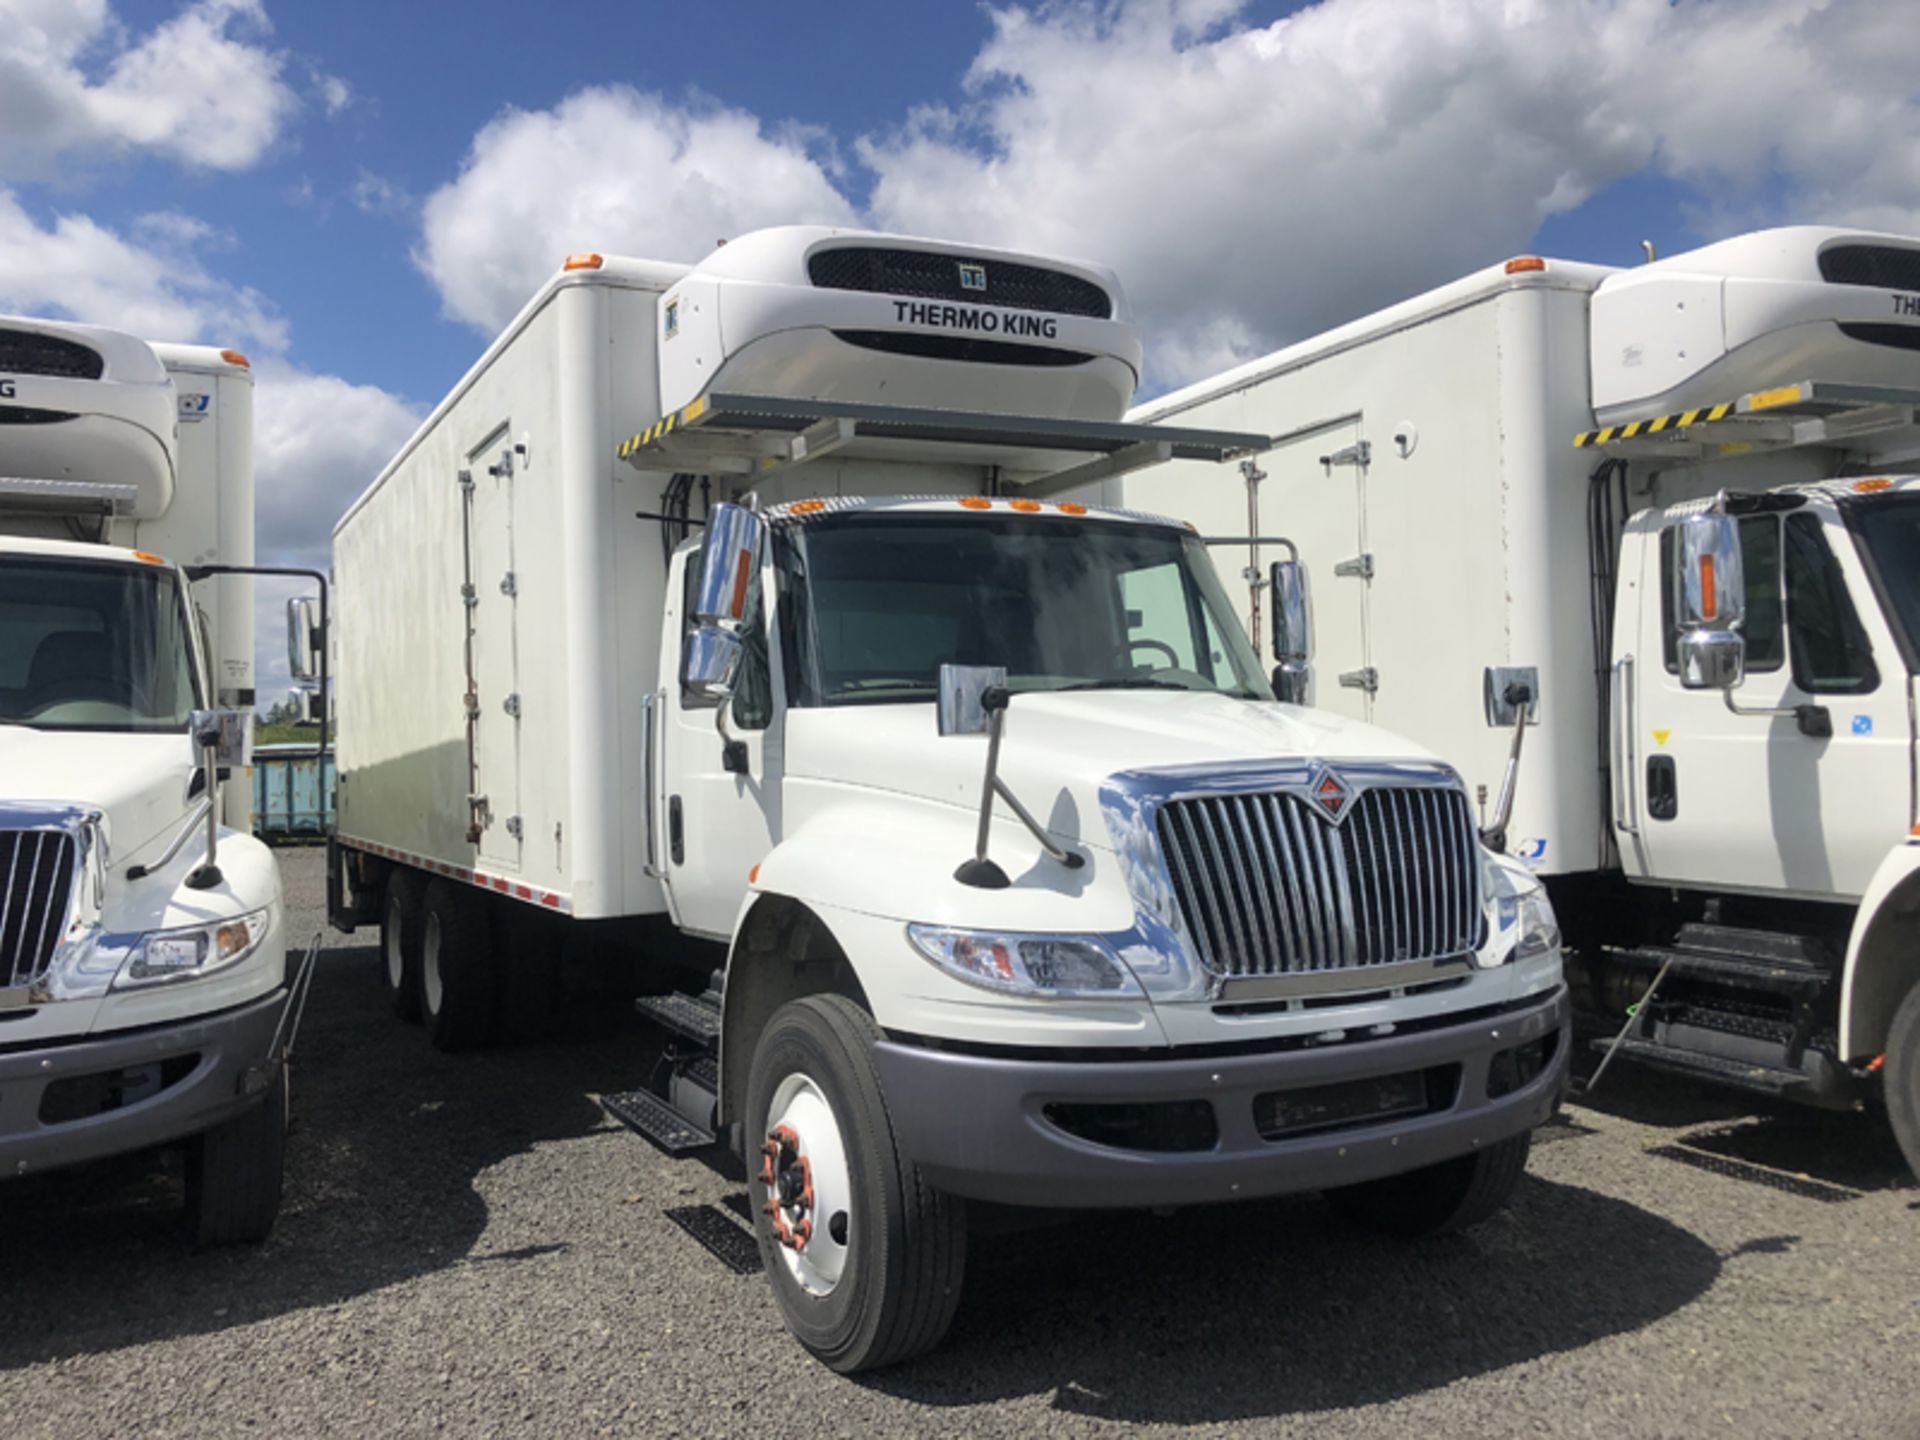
[338,834,573,915]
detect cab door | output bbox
[657,546,783,938]
[1619,505,1906,899]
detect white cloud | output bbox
[248,366,423,700]
[0,187,286,349]
[856,0,1920,384]
[0,0,298,178]
[351,168,411,217]
[415,85,858,332]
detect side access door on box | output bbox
[460,430,524,868]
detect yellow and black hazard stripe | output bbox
[1574,400,1736,449]
[616,395,711,461]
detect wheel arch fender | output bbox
[1840,843,1920,1060]
[717,892,870,1131]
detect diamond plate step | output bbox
[601,1088,717,1155]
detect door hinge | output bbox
[487,448,514,479]
[460,582,478,609]
[1338,667,1379,694]
[1333,553,1375,581]
[499,571,517,597]
[457,467,474,493]
[467,794,490,841]
[1319,440,1371,472]
[464,689,480,719]
[504,814,523,840]
[502,692,521,719]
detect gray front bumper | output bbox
[874,988,1569,1209]
[0,989,287,1179]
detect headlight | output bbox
[115,909,271,990]
[1479,852,1559,968]
[906,924,1144,999]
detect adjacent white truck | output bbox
[1116,225,1920,1176]
[0,316,300,1243]
[319,227,1568,1371]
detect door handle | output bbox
[1646,754,1677,821]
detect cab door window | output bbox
[1784,513,1878,694]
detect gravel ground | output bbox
[2,847,1916,1438]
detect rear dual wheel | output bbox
[747,995,965,1373]
[420,878,497,1052]
[381,870,427,1022]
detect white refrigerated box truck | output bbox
[321,227,1568,1370]
[1115,225,1920,1176]
[0,316,302,1244]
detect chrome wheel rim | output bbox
[762,1071,852,1296]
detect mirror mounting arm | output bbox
[953,686,1085,889]
[1722,690,1832,738]
[184,732,225,890]
[715,705,749,775]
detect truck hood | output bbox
[0,728,194,865]
[783,691,1444,849]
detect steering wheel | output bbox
[23,673,139,715]
[1112,637,1181,668]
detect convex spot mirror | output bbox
[286,596,321,683]
[190,708,254,769]
[1269,559,1313,704]
[1674,512,1747,692]
[937,664,1008,736]
[682,502,765,705]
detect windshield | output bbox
[1848,496,1920,668]
[781,514,1272,705]
[0,558,200,732]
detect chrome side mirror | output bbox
[190,708,254,769]
[1678,630,1746,690]
[682,502,765,709]
[682,626,745,705]
[691,503,766,626]
[1675,512,1746,691]
[1270,559,1312,704]
[185,709,252,890]
[937,664,1008,737]
[286,596,321,683]
[1676,511,1744,629]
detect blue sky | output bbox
[0,0,1914,698]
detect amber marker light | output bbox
[132,550,168,565]
[218,349,250,368]
[564,252,605,271]
[958,496,993,510]
[1009,498,1041,512]
[1855,477,1895,493]
[1699,554,1718,621]
[1057,502,1088,515]
[1504,256,1546,274]
[790,499,827,514]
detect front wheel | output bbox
[1883,981,1920,1181]
[745,995,966,1373]
[184,1065,288,1247]
[1324,1132,1532,1237]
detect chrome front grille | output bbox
[1,830,77,987]
[1157,786,1481,979]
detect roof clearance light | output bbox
[958,496,993,510]
[132,550,168,566]
[790,498,827,514]
[564,252,605,271]
[1058,502,1088,515]
[1009,498,1041,513]
[1854,477,1895,493]
[1505,256,1547,274]
[219,349,249,368]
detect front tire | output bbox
[420,879,496,1052]
[745,995,965,1372]
[1324,1132,1532,1237]
[1884,980,1920,1181]
[185,1065,288,1247]
[381,869,427,1023]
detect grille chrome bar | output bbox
[1157,784,1481,981]
[1,830,78,987]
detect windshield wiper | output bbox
[1053,678,1193,692]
